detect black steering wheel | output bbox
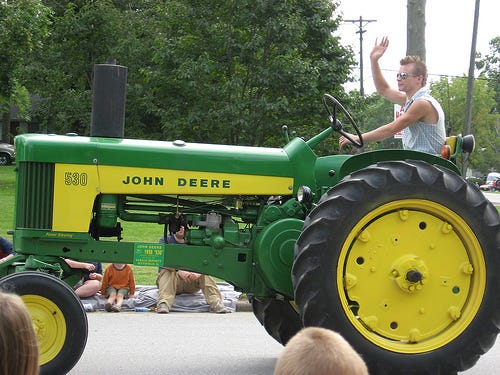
[322,94,364,148]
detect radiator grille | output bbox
[16,162,54,229]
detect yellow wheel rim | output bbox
[23,294,67,365]
[338,199,485,353]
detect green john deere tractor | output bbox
[0,63,498,374]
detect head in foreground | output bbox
[0,290,39,375]
[274,327,368,375]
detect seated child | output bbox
[100,263,135,312]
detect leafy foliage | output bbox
[19,0,354,149]
[23,1,124,134]
[346,91,401,151]
[476,36,500,115]
[0,0,51,113]
[139,0,353,146]
[431,77,499,174]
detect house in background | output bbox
[1,100,43,143]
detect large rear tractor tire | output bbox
[293,160,500,374]
[252,297,302,345]
[0,271,88,375]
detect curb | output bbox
[236,299,253,312]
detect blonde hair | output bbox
[400,55,428,86]
[0,291,39,375]
[274,327,368,375]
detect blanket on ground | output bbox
[80,282,241,313]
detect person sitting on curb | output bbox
[156,215,230,314]
[100,263,136,312]
[0,235,15,263]
[64,259,103,298]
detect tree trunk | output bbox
[407,0,426,61]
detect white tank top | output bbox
[402,88,446,154]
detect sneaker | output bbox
[210,299,230,314]
[83,303,95,312]
[111,305,121,312]
[157,302,169,314]
[104,302,112,312]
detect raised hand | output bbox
[370,36,389,61]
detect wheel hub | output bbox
[391,254,428,293]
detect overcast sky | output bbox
[336,0,498,94]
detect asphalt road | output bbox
[483,191,500,206]
[69,309,283,375]
[67,308,500,375]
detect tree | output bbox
[112,0,172,140]
[23,1,124,135]
[141,0,354,146]
[346,91,400,151]
[0,0,51,142]
[476,36,500,114]
[430,76,499,174]
[406,0,426,60]
[21,0,354,148]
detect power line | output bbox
[343,16,377,96]
[350,66,491,82]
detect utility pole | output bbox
[344,16,376,96]
[463,0,480,175]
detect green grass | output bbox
[0,165,16,235]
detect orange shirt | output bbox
[100,264,136,295]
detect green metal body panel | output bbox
[4,131,463,299]
[15,134,294,177]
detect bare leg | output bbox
[107,291,117,305]
[74,280,100,298]
[105,291,116,312]
[115,293,124,308]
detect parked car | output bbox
[480,179,500,191]
[480,182,494,191]
[0,142,15,166]
[480,172,500,191]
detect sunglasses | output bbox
[397,72,419,80]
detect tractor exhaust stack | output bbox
[90,59,127,138]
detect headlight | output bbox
[297,186,313,206]
[461,134,475,154]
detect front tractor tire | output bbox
[0,271,88,375]
[293,160,500,374]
